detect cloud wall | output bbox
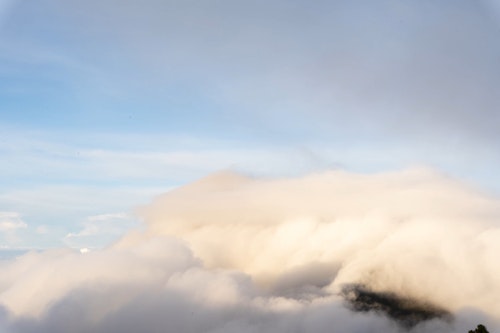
[138,169,500,312]
[1,169,500,332]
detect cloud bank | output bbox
[0,168,499,332]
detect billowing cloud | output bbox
[137,169,500,313]
[0,169,499,332]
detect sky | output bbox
[1,1,500,332]
[2,0,500,249]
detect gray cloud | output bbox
[16,0,495,145]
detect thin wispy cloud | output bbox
[64,213,138,249]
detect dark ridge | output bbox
[341,284,452,328]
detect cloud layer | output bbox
[1,169,499,332]
[4,0,500,146]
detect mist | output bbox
[0,168,499,332]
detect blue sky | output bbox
[2,0,500,249]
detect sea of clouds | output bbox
[0,168,499,333]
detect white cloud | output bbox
[0,169,499,333]
[0,212,27,232]
[0,211,28,246]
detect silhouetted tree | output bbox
[469,324,489,333]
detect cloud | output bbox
[4,0,499,149]
[4,0,498,194]
[64,213,139,249]
[0,169,500,332]
[2,1,500,331]
[0,129,338,184]
[137,169,500,314]
[17,0,495,148]
[0,212,27,245]
[0,212,26,232]
[0,129,349,248]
